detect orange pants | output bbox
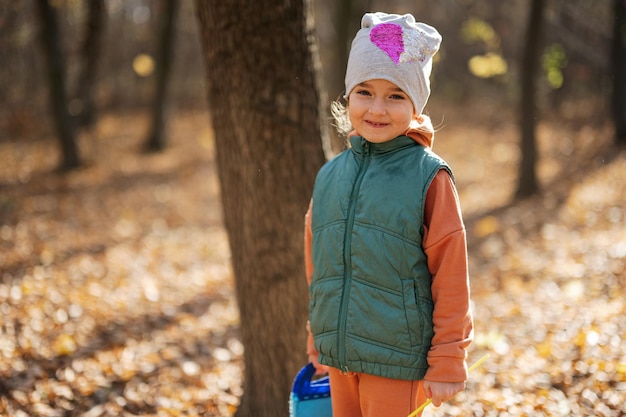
[328,367,428,417]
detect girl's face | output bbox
[347,79,416,143]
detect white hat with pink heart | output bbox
[344,12,442,114]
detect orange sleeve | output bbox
[422,170,474,382]
[304,199,317,356]
[304,199,314,286]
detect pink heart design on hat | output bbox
[370,23,404,65]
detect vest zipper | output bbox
[338,139,371,373]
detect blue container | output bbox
[289,363,332,417]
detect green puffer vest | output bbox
[309,135,452,381]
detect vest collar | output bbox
[349,135,417,156]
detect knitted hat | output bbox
[344,12,442,114]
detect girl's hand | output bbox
[423,380,465,407]
[308,353,330,376]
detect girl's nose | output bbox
[368,98,386,115]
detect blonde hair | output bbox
[330,99,352,138]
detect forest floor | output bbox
[0,107,625,416]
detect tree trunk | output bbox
[145,0,179,152]
[322,0,370,155]
[331,0,370,100]
[515,0,545,199]
[35,0,80,170]
[195,1,327,416]
[612,0,626,144]
[74,0,105,128]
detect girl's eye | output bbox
[355,89,372,96]
[390,94,405,100]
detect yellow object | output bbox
[132,54,155,77]
[407,353,490,417]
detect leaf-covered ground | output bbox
[0,109,624,416]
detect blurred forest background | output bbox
[0,0,625,416]
[0,0,618,148]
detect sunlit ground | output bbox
[0,108,624,416]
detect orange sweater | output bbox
[305,130,473,383]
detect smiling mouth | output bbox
[366,121,389,128]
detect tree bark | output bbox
[74,0,105,128]
[327,0,371,154]
[35,0,80,170]
[515,0,545,199]
[195,1,326,416]
[612,0,626,144]
[331,0,370,100]
[145,0,179,152]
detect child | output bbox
[304,12,473,417]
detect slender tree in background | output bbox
[73,0,105,128]
[326,0,370,154]
[612,0,626,144]
[35,0,80,170]
[328,0,370,101]
[145,0,179,152]
[515,0,546,198]
[195,1,326,416]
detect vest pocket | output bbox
[346,279,413,352]
[402,278,423,347]
[309,278,342,336]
